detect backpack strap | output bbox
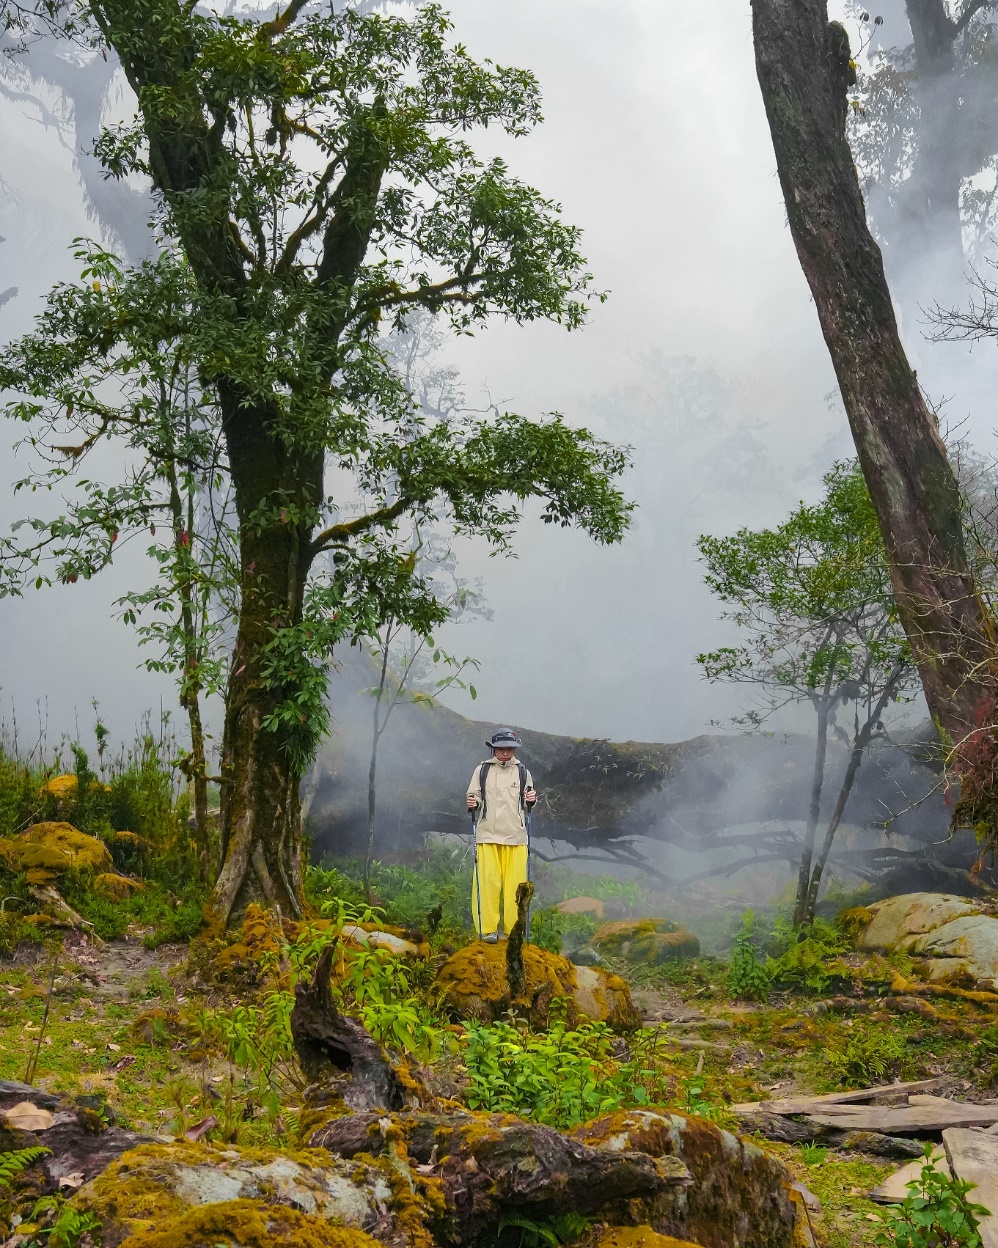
[518,761,527,811]
[478,761,493,820]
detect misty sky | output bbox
[0,0,989,754]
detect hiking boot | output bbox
[482,931,499,944]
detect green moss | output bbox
[592,919,700,964]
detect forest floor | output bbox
[1,932,993,1248]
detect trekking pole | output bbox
[525,803,532,943]
[471,802,484,939]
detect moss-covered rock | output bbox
[0,822,112,874]
[94,872,145,900]
[592,920,700,965]
[434,940,640,1028]
[72,1141,400,1248]
[572,1109,796,1248]
[556,896,606,920]
[581,1228,702,1248]
[116,1198,383,1248]
[847,892,998,993]
[38,773,79,800]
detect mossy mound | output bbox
[592,919,700,964]
[581,1229,701,1248]
[0,822,112,875]
[94,872,145,900]
[117,1198,382,1248]
[435,940,640,1028]
[73,1140,398,1248]
[39,773,79,800]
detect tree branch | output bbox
[310,498,409,557]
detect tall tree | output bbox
[751,0,998,834]
[0,1,632,927]
[698,463,917,926]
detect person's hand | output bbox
[524,788,537,805]
[467,794,479,809]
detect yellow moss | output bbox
[0,822,112,875]
[116,1199,382,1248]
[21,913,55,927]
[838,906,874,943]
[435,940,580,1025]
[584,1228,701,1248]
[94,872,145,900]
[129,1008,191,1046]
[24,867,58,884]
[39,773,78,800]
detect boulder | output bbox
[0,822,112,875]
[592,919,700,965]
[581,1230,702,1248]
[111,1199,381,1248]
[71,1142,403,1248]
[848,893,998,991]
[572,1109,796,1248]
[556,896,606,920]
[94,872,145,900]
[435,940,640,1028]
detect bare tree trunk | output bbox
[794,692,832,927]
[751,1,998,828]
[363,678,384,903]
[802,675,903,924]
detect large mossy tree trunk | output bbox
[751,0,998,824]
[96,0,382,927]
[210,388,324,924]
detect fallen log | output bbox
[309,1109,689,1242]
[737,1110,925,1158]
[0,1081,152,1193]
[732,1077,948,1115]
[806,1103,998,1133]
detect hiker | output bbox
[467,728,537,943]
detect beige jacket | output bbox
[467,757,534,845]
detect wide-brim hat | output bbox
[487,728,522,750]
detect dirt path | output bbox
[63,931,186,999]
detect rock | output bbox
[0,822,112,874]
[848,893,998,991]
[310,1108,690,1244]
[109,1199,382,1248]
[556,896,606,920]
[581,1228,703,1248]
[340,923,428,958]
[435,940,640,1028]
[71,1142,402,1248]
[93,872,145,900]
[592,919,700,965]
[572,1108,797,1248]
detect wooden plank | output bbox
[870,1148,948,1204]
[807,1105,998,1133]
[732,1078,949,1116]
[943,1128,998,1248]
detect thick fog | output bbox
[0,0,992,756]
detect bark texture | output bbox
[291,945,406,1111]
[751,0,998,823]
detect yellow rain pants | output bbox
[471,842,528,937]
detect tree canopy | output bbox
[0,0,633,924]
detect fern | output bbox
[0,1147,50,1190]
